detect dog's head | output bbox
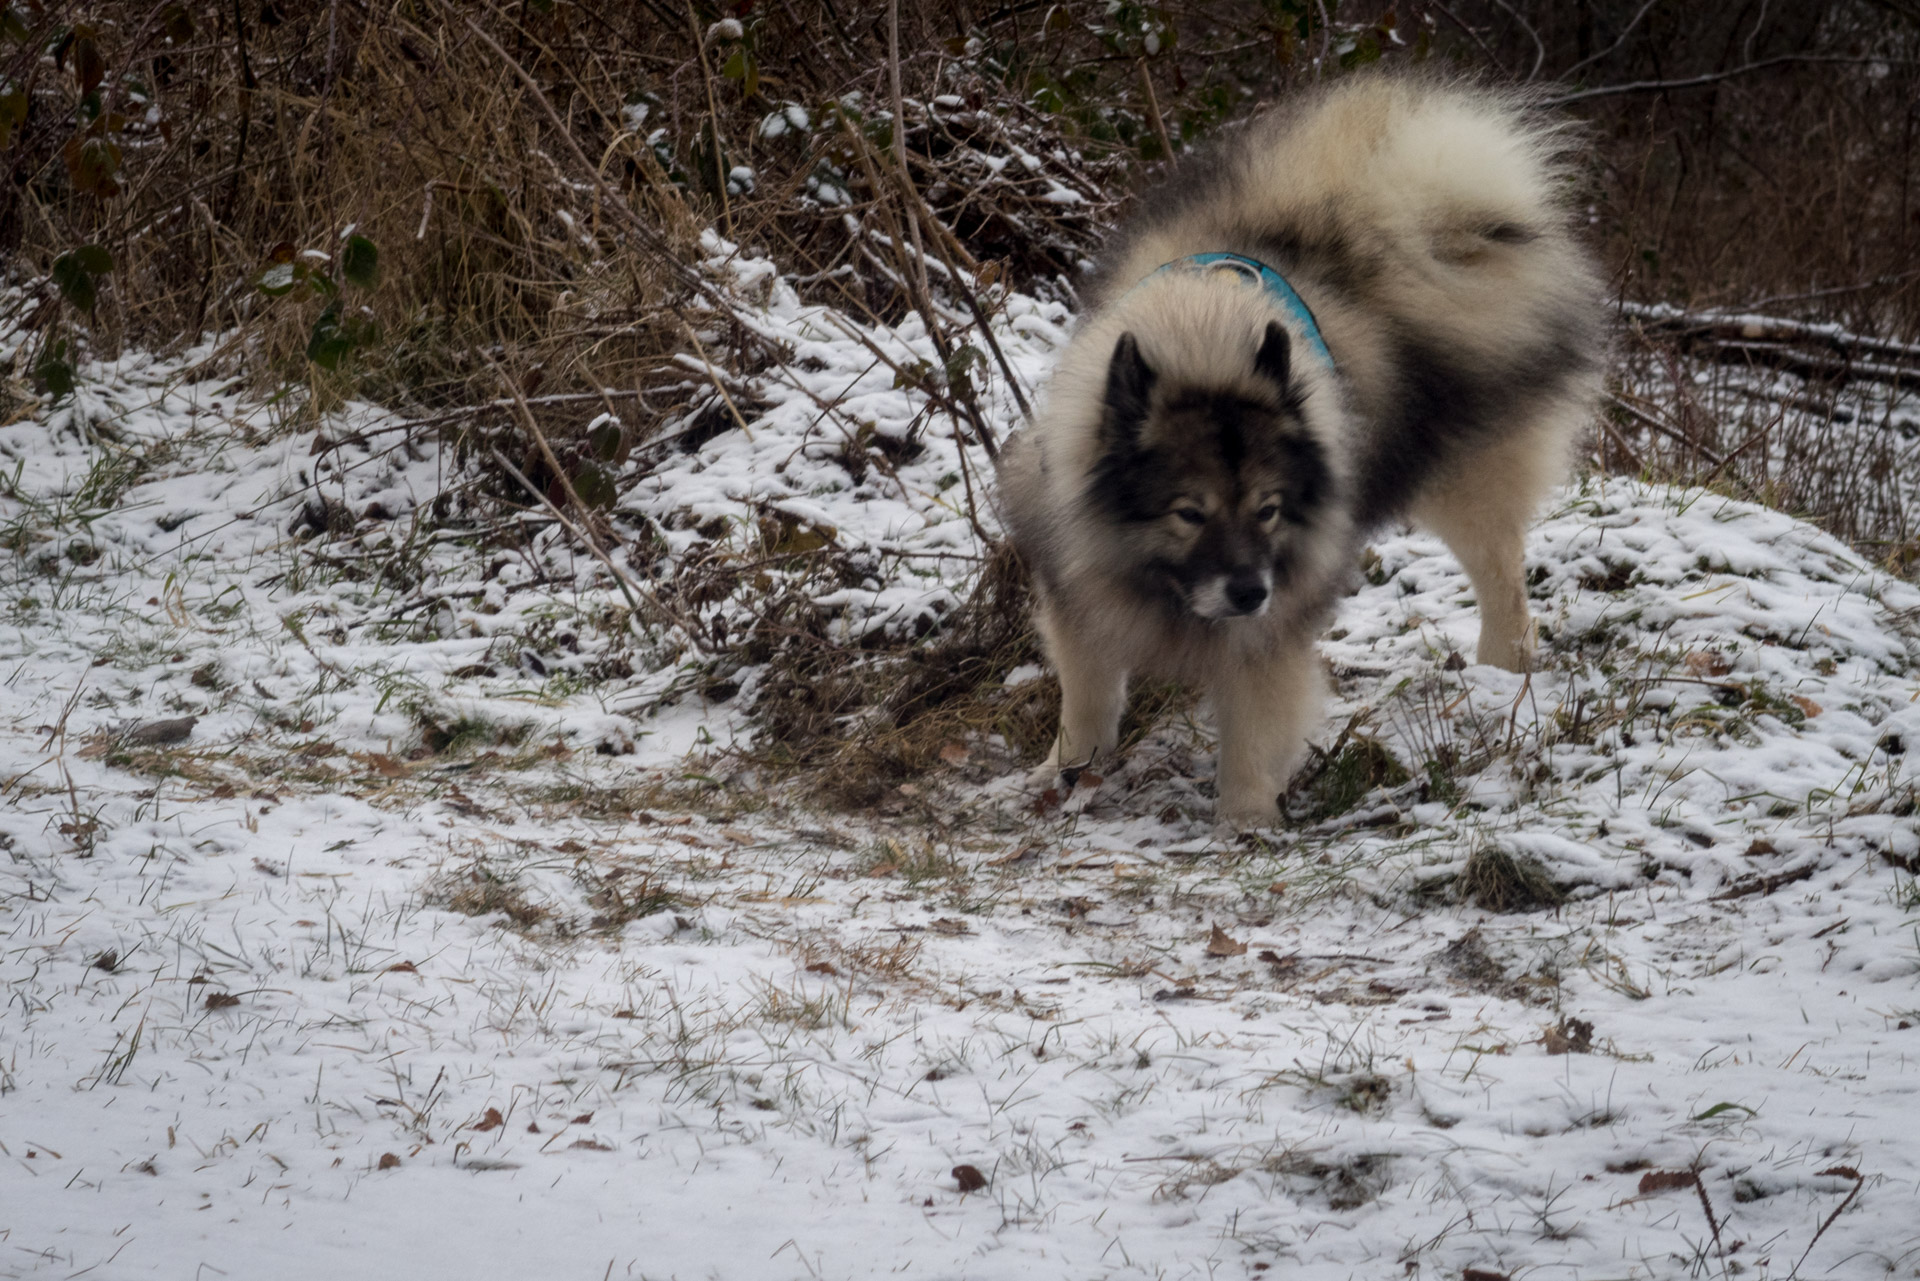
[1086,321,1333,620]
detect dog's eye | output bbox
[1174,508,1206,526]
[1256,504,1280,523]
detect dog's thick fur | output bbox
[997,74,1603,822]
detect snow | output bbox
[3,258,1920,1280]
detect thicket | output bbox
[4,0,1918,782]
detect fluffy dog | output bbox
[996,73,1603,822]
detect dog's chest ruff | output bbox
[1139,253,1335,370]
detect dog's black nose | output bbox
[1226,573,1269,614]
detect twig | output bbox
[686,0,731,236]
[1561,0,1663,79]
[1427,0,1508,74]
[1488,0,1545,80]
[1136,57,1175,163]
[1790,1166,1865,1279]
[1542,55,1895,106]
[481,358,688,637]
[1605,392,1723,467]
[679,325,757,441]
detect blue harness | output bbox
[1142,252,1335,371]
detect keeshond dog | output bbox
[997,74,1603,823]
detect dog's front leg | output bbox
[1039,607,1127,773]
[1212,642,1324,823]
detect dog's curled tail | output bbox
[1250,76,1582,269]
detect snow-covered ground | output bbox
[4,267,1920,1280]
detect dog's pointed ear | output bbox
[1254,321,1291,389]
[1101,332,1156,445]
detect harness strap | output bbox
[1142,252,1335,371]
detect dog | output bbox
[996,73,1603,823]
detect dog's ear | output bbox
[1101,332,1156,446]
[1254,321,1291,390]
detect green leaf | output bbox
[571,462,618,510]
[73,243,112,275]
[256,261,298,297]
[34,346,74,398]
[1691,1101,1757,1121]
[341,234,379,289]
[306,302,353,370]
[586,417,628,464]
[51,250,97,311]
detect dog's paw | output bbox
[1475,616,1539,673]
[1214,792,1283,827]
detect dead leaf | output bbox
[930,918,972,936]
[1684,650,1733,677]
[1744,838,1778,857]
[805,961,839,976]
[210,783,236,799]
[952,1163,988,1192]
[1461,1270,1512,1281]
[384,961,418,974]
[572,1112,593,1124]
[569,1138,612,1151]
[377,1152,401,1170]
[204,992,240,1010]
[1206,924,1248,957]
[988,843,1042,866]
[1267,881,1287,895]
[612,1009,636,1019]
[1443,651,1467,671]
[365,753,409,778]
[1790,695,1823,718]
[719,827,755,844]
[472,1107,504,1133]
[1543,1016,1594,1055]
[938,742,970,766]
[1638,1169,1698,1194]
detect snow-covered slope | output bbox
[3,276,1919,1279]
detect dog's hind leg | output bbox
[1415,495,1536,671]
[1212,641,1325,823]
[1411,415,1574,672]
[1039,605,1127,773]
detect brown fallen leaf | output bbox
[930,918,972,936]
[952,1164,988,1192]
[1638,1169,1698,1194]
[1461,1269,1512,1281]
[472,1108,504,1133]
[938,742,971,766]
[805,961,839,976]
[1684,650,1733,677]
[204,992,240,1010]
[1790,695,1823,718]
[384,961,418,974]
[1543,1016,1595,1055]
[1206,924,1248,957]
[365,753,409,778]
[569,1138,612,1151]
[572,1112,593,1124]
[210,783,236,799]
[377,1153,401,1170]
[1744,838,1778,857]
